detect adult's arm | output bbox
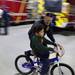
[47,27,55,43]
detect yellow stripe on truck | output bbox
[56,13,68,28]
[63,0,67,2]
[16,0,26,23]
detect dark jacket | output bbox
[30,35,53,54]
[28,20,56,46]
[40,19,55,42]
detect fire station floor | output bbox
[0,25,75,75]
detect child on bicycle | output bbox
[30,22,58,75]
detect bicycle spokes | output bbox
[52,66,73,75]
[58,67,64,75]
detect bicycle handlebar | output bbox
[53,44,64,57]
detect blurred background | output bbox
[0,0,75,75]
[0,0,75,31]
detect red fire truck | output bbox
[0,0,75,29]
[0,0,28,24]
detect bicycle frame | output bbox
[22,53,60,69]
[15,47,75,75]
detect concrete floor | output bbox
[0,25,75,75]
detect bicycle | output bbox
[15,46,75,75]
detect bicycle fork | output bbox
[32,66,41,75]
[57,62,64,75]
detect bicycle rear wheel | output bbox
[15,55,33,75]
[50,63,75,75]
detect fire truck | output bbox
[0,0,28,24]
[0,0,75,29]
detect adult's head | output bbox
[43,13,53,25]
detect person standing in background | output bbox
[2,8,11,35]
[0,8,4,34]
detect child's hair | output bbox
[33,21,44,33]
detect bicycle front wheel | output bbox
[15,55,33,75]
[50,63,75,75]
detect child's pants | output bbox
[40,58,50,75]
[36,51,50,75]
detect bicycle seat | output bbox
[25,50,34,56]
[25,50,40,59]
